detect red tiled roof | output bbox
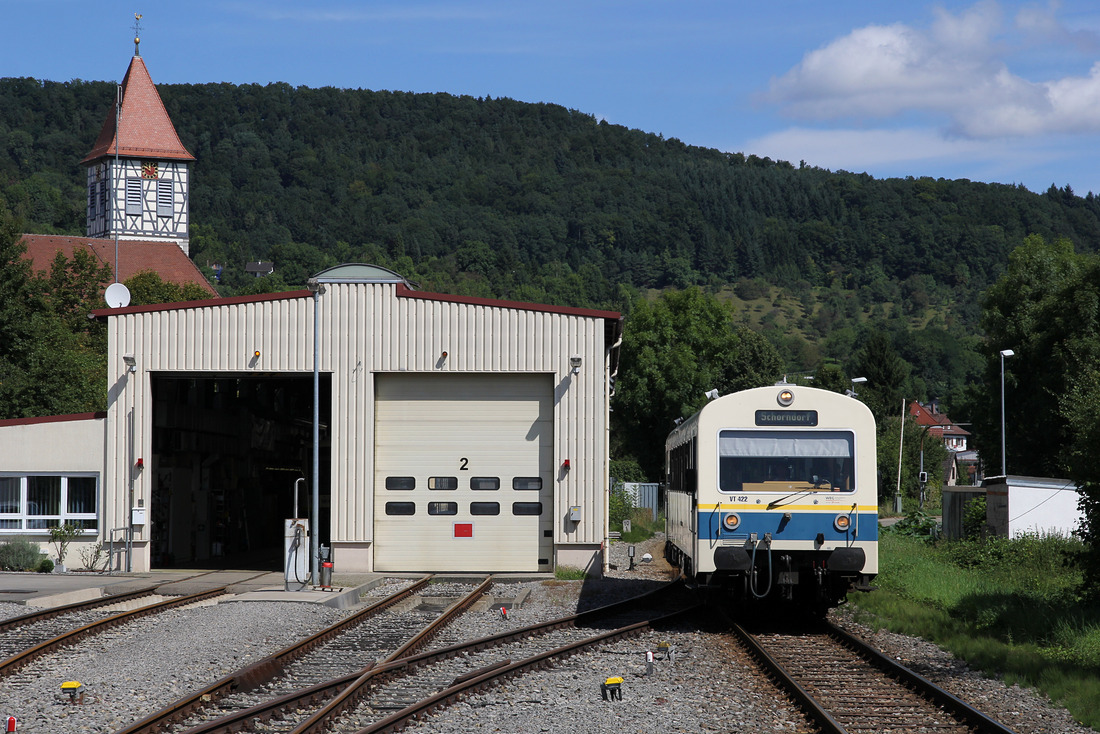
[908,401,970,437]
[81,55,194,164]
[20,234,217,296]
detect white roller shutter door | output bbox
[374,373,554,572]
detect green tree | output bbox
[611,288,783,478]
[849,330,911,423]
[125,270,214,306]
[0,209,103,417]
[972,234,1084,478]
[976,234,1100,595]
[41,248,113,333]
[876,414,949,508]
[812,363,849,393]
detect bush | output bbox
[37,557,54,574]
[962,496,987,539]
[609,486,633,527]
[885,509,939,542]
[48,522,84,565]
[79,541,108,572]
[0,537,47,571]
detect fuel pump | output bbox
[285,478,310,591]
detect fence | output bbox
[620,482,660,522]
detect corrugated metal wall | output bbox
[105,283,612,566]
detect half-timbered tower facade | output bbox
[82,52,195,255]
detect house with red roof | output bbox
[908,400,970,452]
[909,399,976,487]
[20,45,215,296]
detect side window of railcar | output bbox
[717,430,855,493]
[470,477,500,490]
[428,476,458,490]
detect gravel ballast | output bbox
[0,533,1093,733]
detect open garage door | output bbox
[150,374,330,570]
[373,373,554,572]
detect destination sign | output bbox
[755,409,818,426]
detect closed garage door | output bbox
[373,373,554,572]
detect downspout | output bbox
[603,317,623,577]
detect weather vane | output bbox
[133,13,143,56]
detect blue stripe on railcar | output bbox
[696,510,879,542]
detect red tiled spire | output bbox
[81,56,194,164]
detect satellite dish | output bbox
[105,282,131,309]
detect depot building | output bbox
[0,265,622,575]
[0,47,622,576]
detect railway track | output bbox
[124,578,693,734]
[250,583,694,733]
[118,576,485,734]
[324,601,700,734]
[0,584,163,663]
[0,573,260,679]
[731,619,1021,734]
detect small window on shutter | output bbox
[157,180,173,217]
[99,182,106,216]
[125,178,142,216]
[88,186,95,218]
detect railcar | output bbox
[665,383,877,611]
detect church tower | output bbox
[81,31,195,255]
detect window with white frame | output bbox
[0,475,98,532]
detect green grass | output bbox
[553,565,589,581]
[849,530,1100,730]
[610,507,663,544]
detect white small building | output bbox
[983,475,1083,539]
[943,476,1083,540]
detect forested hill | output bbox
[3,76,1100,395]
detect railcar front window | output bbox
[718,430,855,493]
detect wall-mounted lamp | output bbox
[122,355,136,373]
[569,355,582,374]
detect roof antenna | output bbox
[132,13,143,57]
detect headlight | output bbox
[722,513,741,531]
[834,514,852,532]
[777,389,795,406]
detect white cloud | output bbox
[764,1,1100,138]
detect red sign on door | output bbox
[454,523,473,538]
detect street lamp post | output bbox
[999,349,1014,477]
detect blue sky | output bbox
[5,0,1100,195]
